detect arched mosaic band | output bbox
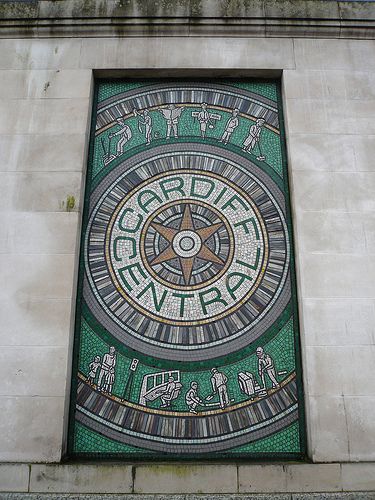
[70,80,305,459]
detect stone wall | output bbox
[0,0,374,494]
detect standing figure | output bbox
[210,368,229,409]
[185,381,203,414]
[134,108,153,145]
[97,346,117,393]
[256,347,280,390]
[197,102,212,138]
[158,104,185,139]
[103,367,115,395]
[243,118,266,159]
[109,118,132,157]
[220,109,240,144]
[87,355,101,386]
[160,376,176,408]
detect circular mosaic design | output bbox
[141,199,235,290]
[84,145,290,361]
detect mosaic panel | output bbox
[69,80,305,459]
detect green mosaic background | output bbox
[69,80,305,459]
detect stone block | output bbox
[339,1,375,20]
[0,253,75,301]
[307,395,349,462]
[283,69,347,100]
[0,69,92,99]
[0,39,82,70]
[299,253,375,300]
[342,463,375,491]
[284,70,375,101]
[285,98,375,135]
[0,172,82,212]
[0,98,90,135]
[344,396,375,461]
[134,464,237,494]
[0,464,29,492]
[294,39,375,71]
[238,464,287,492]
[0,298,73,347]
[0,133,87,173]
[291,171,375,212]
[0,346,68,397]
[287,134,375,173]
[363,213,375,255]
[295,211,367,255]
[302,298,375,346]
[286,464,341,492]
[80,37,295,70]
[0,396,64,462]
[0,212,79,254]
[305,346,375,397]
[265,0,340,19]
[29,464,133,493]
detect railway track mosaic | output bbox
[69,80,305,459]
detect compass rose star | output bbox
[149,204,226,285]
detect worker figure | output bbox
[185,381,203,414]
[160,376,176,408]
[158,104,185,139]
[211,368,229,409]
[256,347,280,390]
[87,355,101,387]
[196,102,212,138]
[220,108,239,144]
[133,108,153,145]
[242,118,265,154]
[98,346,117,393]
[109,118,132,156]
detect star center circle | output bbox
[173,230,202,258]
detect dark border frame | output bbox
[66,77,306,462]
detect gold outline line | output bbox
[102,170,269,326]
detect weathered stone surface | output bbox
[0,397,64,462]
[238,464,287,492]
[342,463,375,492]
[134,465,237,494]
[29,464,133,493]
[0,464,29,492]
[286,464,341,493]
[80,38,295,70]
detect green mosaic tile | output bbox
[69,80,305,460]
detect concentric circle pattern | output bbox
[84,147,290,360]
[72,81,303,458]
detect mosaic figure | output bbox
[243,118,266,161]
[103,367,115,395]
[71,81,304,459]
[209,368,229,409]
[87,355,101,386]
[160,376,182,408]
[133,108,153,145]
[97,346,117,393]
[256,347,280,391]
[220,108,239,144]
[192,102,221,138]
[185,381,203,414]
[158,104,185,138]
[109,118,132,157]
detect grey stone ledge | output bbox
[0,0,374,39]
[0,494,375,500]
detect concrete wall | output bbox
[0,34,374,486]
